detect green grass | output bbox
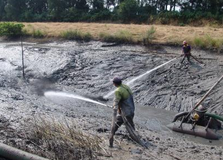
[193,37,206,48]
[192,35,223,49]
[0,22,24,37]
[178,23,185,26]
[61,30,92,41]
[143,26,156,45]
[23,24,46,38]
[32,29,45,38]
[99,30,133,43]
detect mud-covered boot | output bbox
[109,136,114,148]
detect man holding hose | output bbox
[181,40,192,63]
[109,77,135,147]
[181,40,203,64]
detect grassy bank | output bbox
[8,22,223,51]
[11,117,110,160]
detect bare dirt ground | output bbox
[0,40,222,160]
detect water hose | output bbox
[188,74,223,116]
[205,113,223,122]
[0,143,49,160]
[178,74,223,128]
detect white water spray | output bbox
[44,91,111,107]
[103,58,177,99]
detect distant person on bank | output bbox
[181,40,192,63]
[109,77,135,147]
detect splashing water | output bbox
[103,58,177,99]
[44,91,111,107]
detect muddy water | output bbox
[0,41,223,147]
[137,105,223,146]
[44,91,223,146]
[43,90,173,132]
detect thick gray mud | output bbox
[0,41,223,159]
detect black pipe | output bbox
[0,143,49,160]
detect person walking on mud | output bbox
[109,77,135,148]
[181,40,192,63]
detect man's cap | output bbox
[197,105,207,111]
[195,104,207,112]
[112,77,122,83]
[183,40,187,45]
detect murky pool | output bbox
[0,40,223,147]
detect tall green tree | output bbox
[27,0,48,14]
[63,0,88,10]
[169,0,178,11]
[90,0,104,11]
[0,0,223,24]
[207,0,223,14]
[47,0,66,21]
[118,0,138,22]
[61,0,89,22]
[23,0,48,21]
[88,0,112,21]
[76,0,88,10]
[116,0,125,5]
[105,0,115,9]
[4,0,27,21]
[0,0,7,20]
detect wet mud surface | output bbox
[0,41,223,159]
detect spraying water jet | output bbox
[44,91,147,147]
[44,91,112,108]
[86,95,109,102]
[103,58,177,99]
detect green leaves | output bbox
[143,26,156,45]
[118,0,138,22]
[4,0,27,21]
[0,22,24,37]
[0,0,223,24]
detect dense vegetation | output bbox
[1,0,223,25]
[0,22,24,37]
